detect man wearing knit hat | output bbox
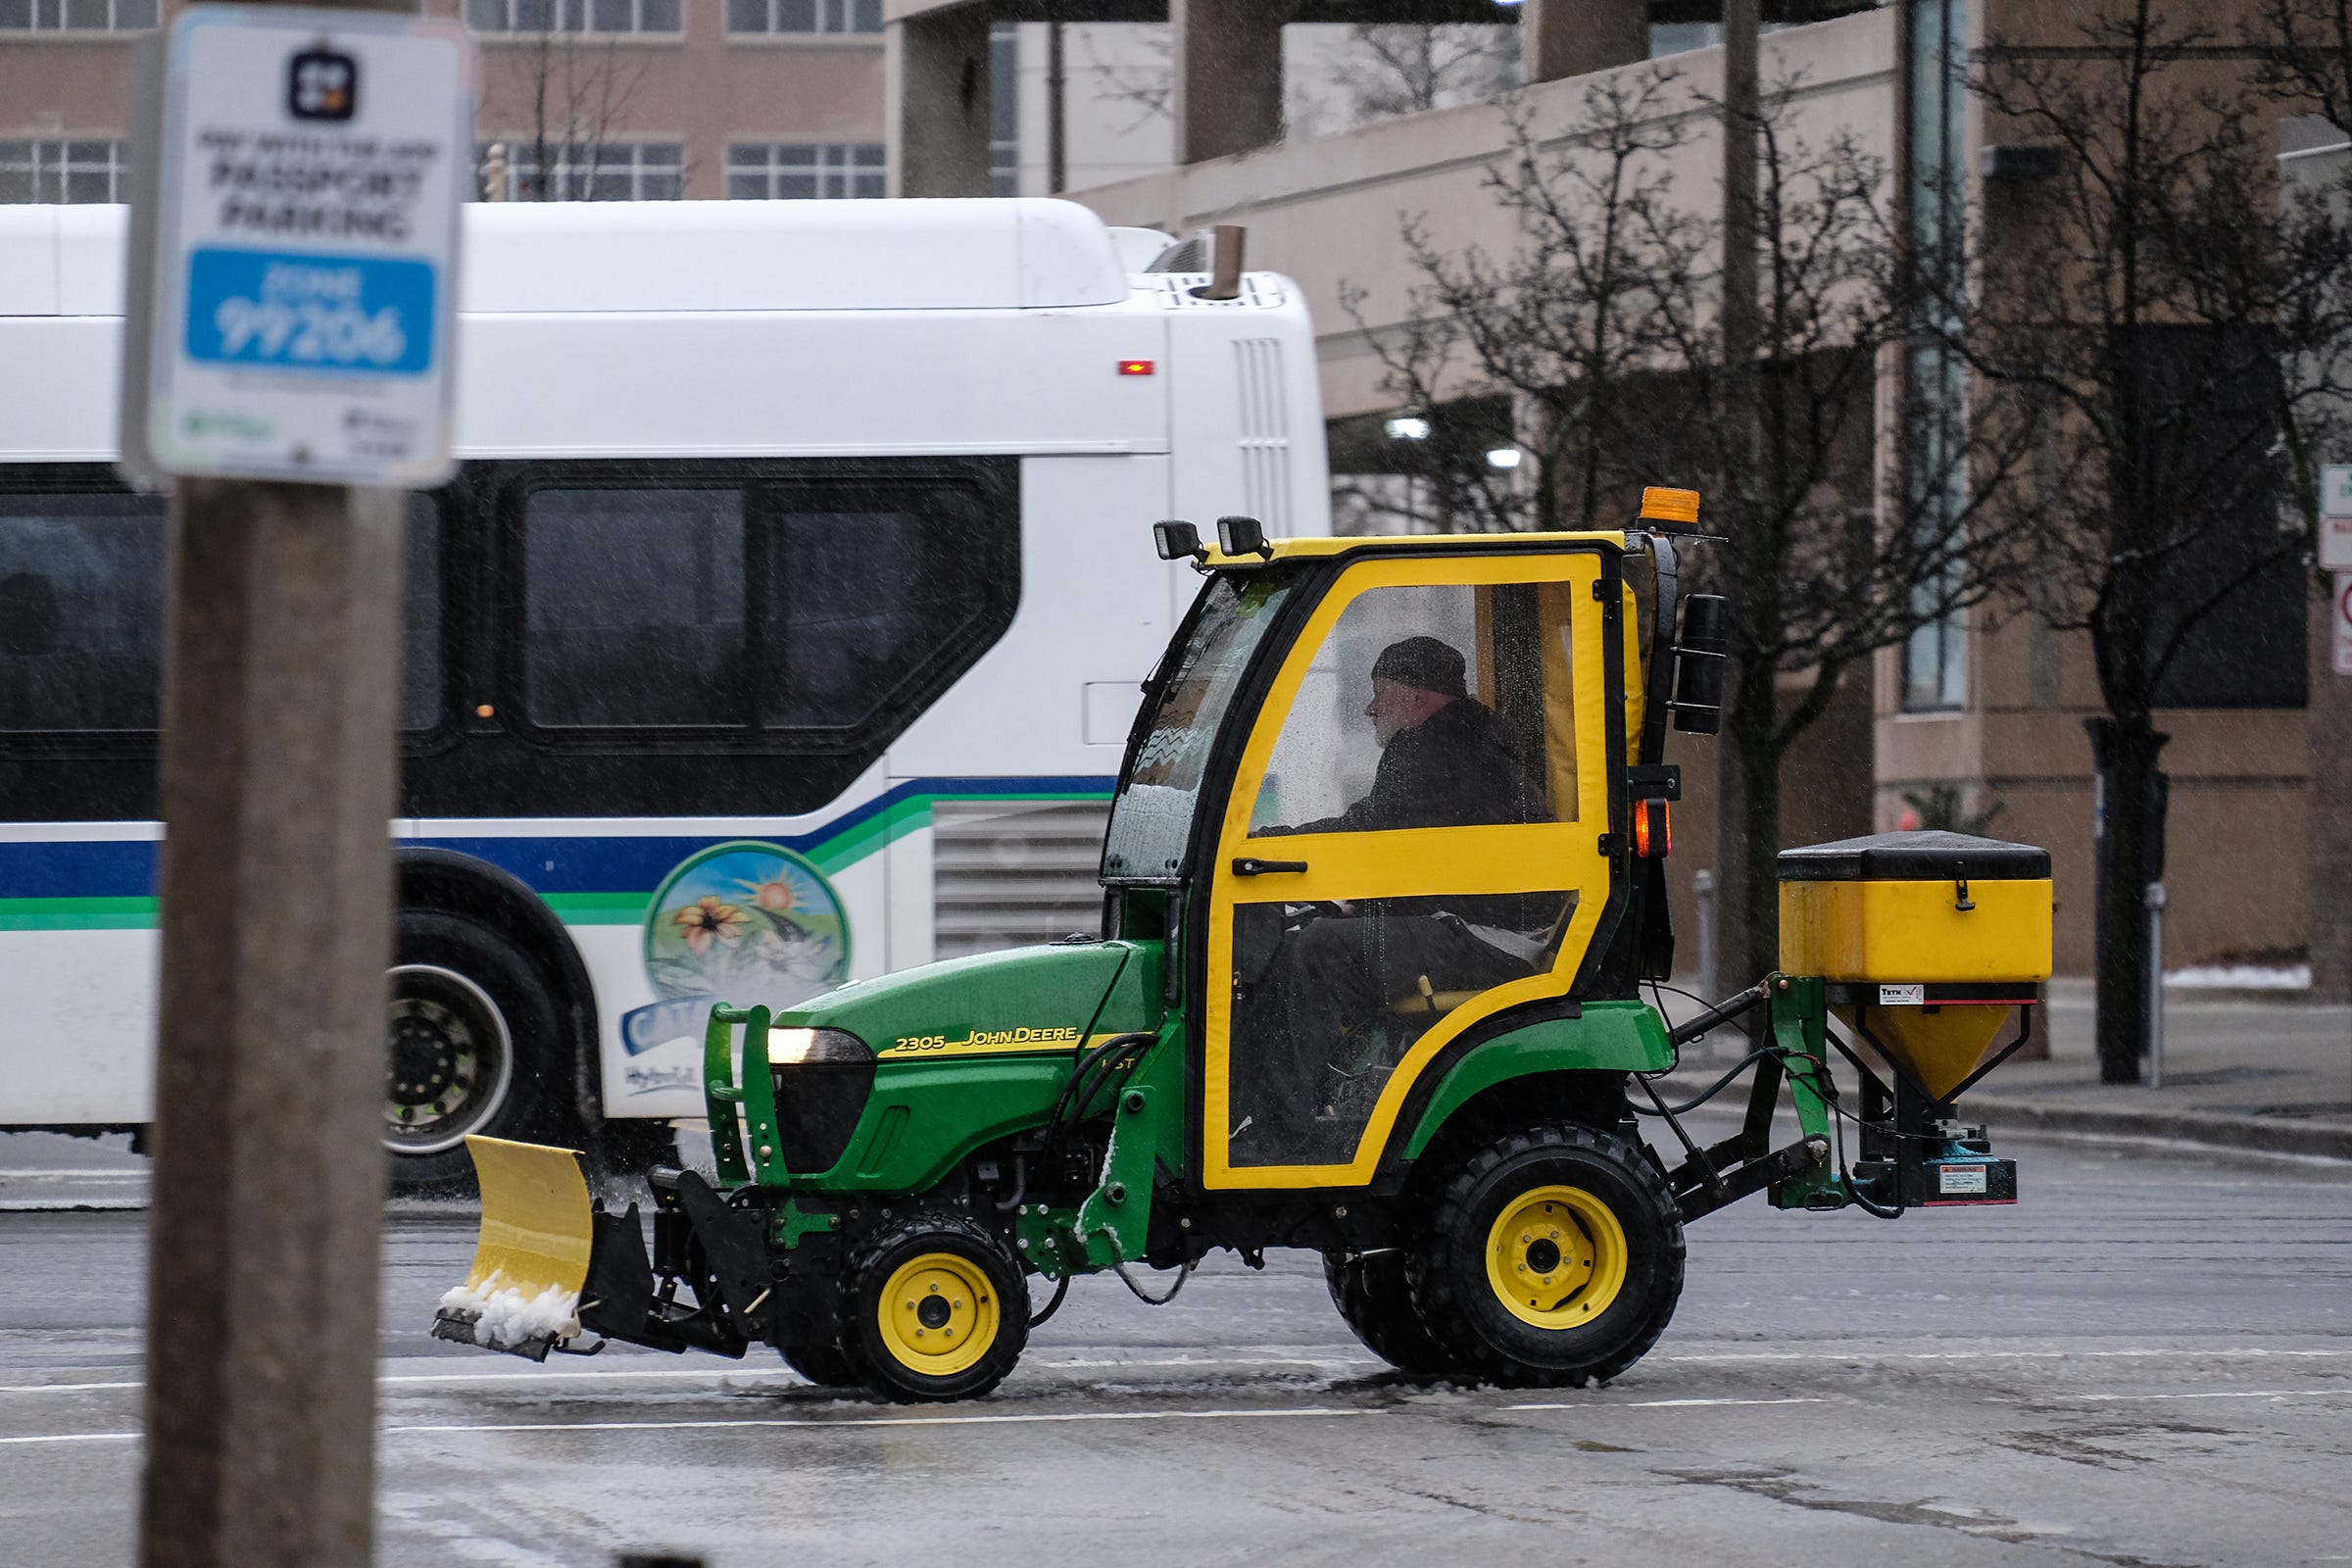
[1287,634,1544,835]
[1235,636,1554,1164]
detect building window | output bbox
[466,0,680,33]
[0,0,157,28]
[479,141,682,201]
[726,0,881,34]
[1901,0,1968,711]
[0,139,128,204]
[989,24,1018,196]
[726,143,884,200]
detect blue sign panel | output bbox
[182,247,436,376]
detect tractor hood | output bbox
[775,940,1152,1062]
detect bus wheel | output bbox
[1413,1123,1685,1389]
[385,907,577,1193]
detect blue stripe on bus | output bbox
[0,774,1116,901]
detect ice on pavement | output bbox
[439,1275,579,1351]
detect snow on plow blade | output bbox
[430,1134,597,1363]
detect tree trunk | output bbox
[1732,686,1784,993]
[2085,714,2169,1084]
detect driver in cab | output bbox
[1239,636,1552,1161]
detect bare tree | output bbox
[478,26,656,200]
[1956,0,2352,1080]
[1348,70,2036,989]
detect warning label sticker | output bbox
[1938,1164,1989,1196]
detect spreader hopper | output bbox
[1779,830,2053,1096]
[1769,832,2052,1209]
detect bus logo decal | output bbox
[622,840,850,1058]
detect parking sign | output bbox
[2323,465,2352,570]
[120,6,473,488]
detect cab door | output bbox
[1201,551,1617,1190]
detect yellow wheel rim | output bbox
[1484,1185,1628,1330]
[874,1251,1000,1377]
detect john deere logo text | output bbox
[891,1026,1080,1054]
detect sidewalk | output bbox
[1968,979,2352,1159]
[1658,978,2352,1161]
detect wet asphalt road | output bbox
[1,1131,2348,1568]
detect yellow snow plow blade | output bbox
[428,1135,596,1361]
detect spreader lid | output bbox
[1777,831,2051,883]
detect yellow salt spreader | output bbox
[1776,830,2053,1209]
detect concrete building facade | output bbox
[0,0,888,204]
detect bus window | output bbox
[759,492,993,730]
[0,481,443,740]
[402,492,442,734]
[512,470,1018,748]
[0,490,166,734]
[521,485,750,729]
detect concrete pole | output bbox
[1520,0,1646,84]
[1172,0,1291,166]
[888,1,993,197]
[1048,20,1067,194]
[139,484,407,1568]
[134,8,411,1564]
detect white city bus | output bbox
[0,197,1328,1185]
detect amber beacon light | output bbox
[1639,486,1702,530]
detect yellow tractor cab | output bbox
[435,494,2053,1402]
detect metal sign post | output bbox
[120,7,471,1568]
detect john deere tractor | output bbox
[435,492,2054,1401]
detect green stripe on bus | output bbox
[0,787,1113,931]
[0,896,159,932]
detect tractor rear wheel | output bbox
[842,1215,1028,1402]
[1414,1122,1684,1389]
[1323,1250,1463,1378]
[778,1336,863,1390]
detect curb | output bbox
[1975,1098,2352,1161]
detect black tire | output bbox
[385,907,580,1193]
[584,1117,680,1192]
[1324,1250,1464,1377]
[842,1215,1028,1403]
[1413,1122,1685,1389]
[778,1336,864,1389]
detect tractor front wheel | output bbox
[1414,1122,1684,1389]
[842,1216,1028,1402]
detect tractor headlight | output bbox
[766,1026,870,1066]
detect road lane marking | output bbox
[1656,1348,2352,1365]
[390,1407,1381,1436]
[2065,1389,2352,1402]
[0,1407,1378,1448]
[8,1347,2352,1397]
[1507,1397,1828,1411]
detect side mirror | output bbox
[1152,519,1200,561]
[1669,593,1728,735]
[1215,514,1270,558]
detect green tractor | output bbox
[435,494,2054,1401]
